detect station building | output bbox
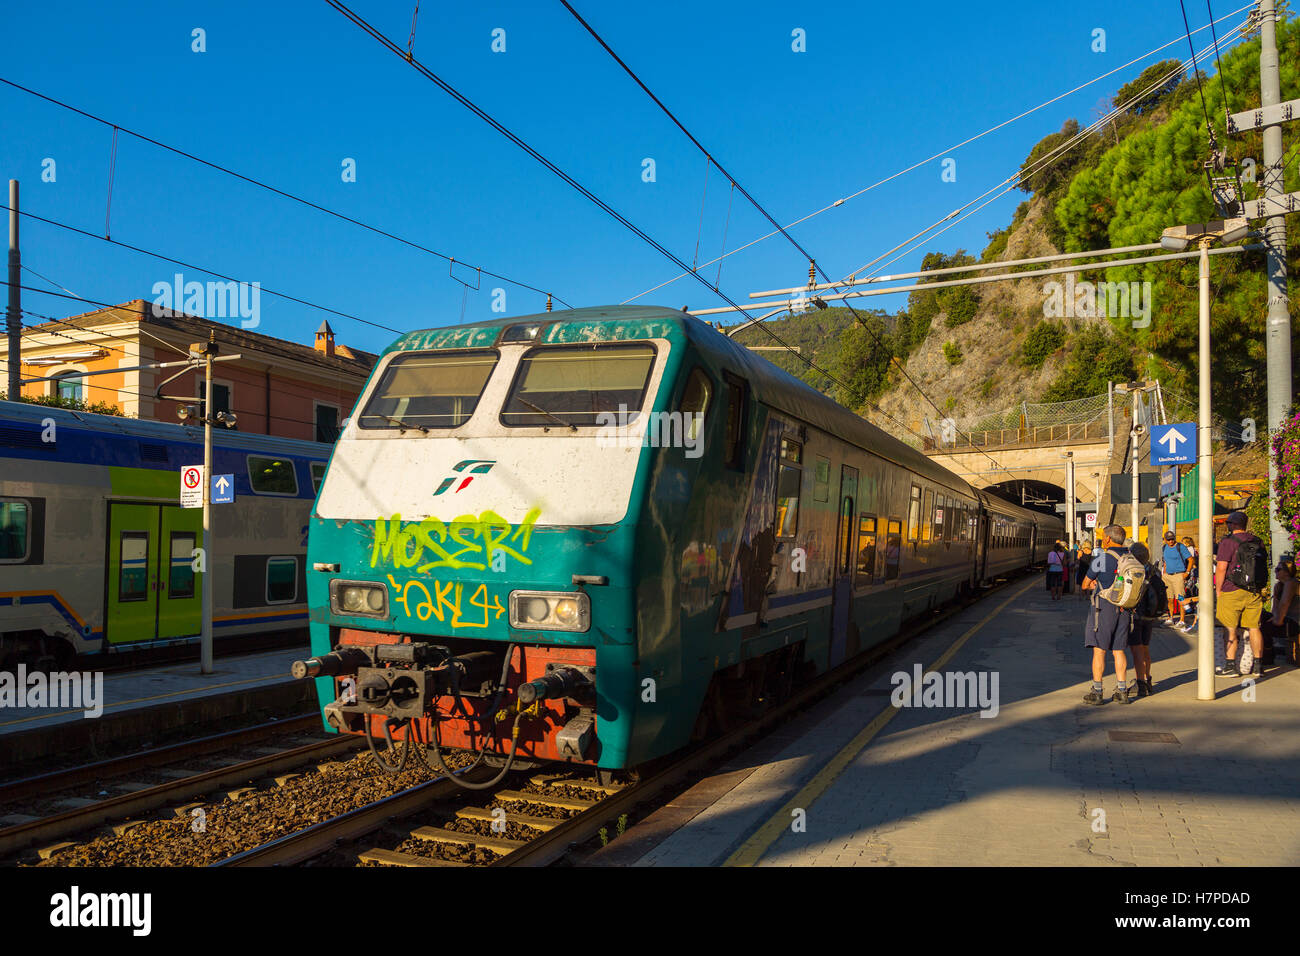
[0,300,377,442]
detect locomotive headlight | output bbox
[509,590,590,632]
[330,580,388,618]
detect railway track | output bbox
[0,716,361,861]
[215,573,1033,868]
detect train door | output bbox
[830,465,858,667]
[106,503,203,644]
[975,509,989,582]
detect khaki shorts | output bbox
[1216,587,1264,629]
[1162,572,1187,600]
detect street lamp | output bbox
[1160,217,1248,701]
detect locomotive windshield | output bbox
[500,343,656,428]
[357,350,498,430]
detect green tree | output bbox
[1040,326,1137,402]
[1113,59,1185,115]
[1020,321,1066,369]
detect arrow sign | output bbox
[211,474,235,504]
[1150,423,1196,466]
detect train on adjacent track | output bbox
[0,400,331,668]
[297,305,1063,777]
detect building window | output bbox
[55,373,84,402]
[197,382,233,427]
[315,403,340,443]
[248,456,299,496]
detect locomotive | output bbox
[295,305,1061,777]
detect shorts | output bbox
[1216,587,1264,629]
[1162,572,1186,600]
[1085,600,1131,651]
[1129,620,1153,646]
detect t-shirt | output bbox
[1048,551,1062,569]
[1086,547,1129,590]
[1216,531,1262,593]
[1161,543,1191,574]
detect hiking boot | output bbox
[1252,660,1263,677]
[1112,687,1132,704]
[1082,689,1106,706]
[1135,679,1149,698]
[1144,678,1155,696]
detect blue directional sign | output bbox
[211,473,236,504]
[1150,422,1196,466]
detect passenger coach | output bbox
[301,306,1061,775]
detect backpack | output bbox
[1227,535,1269,591]
[1098,548,1147,609]
[1135,565,1167,622]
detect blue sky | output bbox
[0,0,1248,356]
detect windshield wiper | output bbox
[376,414,428,434]
[516,398,577,431]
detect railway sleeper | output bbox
[409,825,527,854]
[494,789,597,812]
[358,847,468,868]
[455,806,560,831]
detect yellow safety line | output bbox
[0,674,290,728]
[724,576,1037,867]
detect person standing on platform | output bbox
[1263,555,1299,664]
[1159,531,1194,628]
[1127,541,1164,697]
[1047,544,1065,600]
[1075,541,1093,600]
[1081,525,1137,705]
[1215,511,1269,677]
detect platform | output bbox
[593,577,1300,867]
[0,647,314,767]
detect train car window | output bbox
[722,374,747,468]
[774,450,801,539]
[921,489,934,543]
[780,437,802,463]
[837,496,855,575]
[679,368,713,444]
[885,519,902,580]
[907,485,921,541]
[266,557,298,604]
[310,462,327,495]
[813,456,830,502]
[943,497,954,541]
[361,350,498,431]
[119,532,150,602]
[856,514,877,587]
[168,532,196,599]
[0,499,29,562]
[503,343,656,428]
[248,457,299,496]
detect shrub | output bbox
[1021,321,1066,369]
[1272,405,1300,552]
[942,341,963,365]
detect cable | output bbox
[0,76,568,308]
[22,267,189,357]
[1180,0,1217,142]
[1205,0,1235,118]
[621,0,1257,304]
[4,202,402,335]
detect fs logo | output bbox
[434,460,496,496]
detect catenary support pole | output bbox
[1197,239,1215,701]
[6,181,19,401]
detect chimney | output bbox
[314,320,335,358]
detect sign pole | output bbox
[1196,239,1215,702]
[200,335,215,675]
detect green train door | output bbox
[106,503,203,643]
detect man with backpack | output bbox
[1127,542,1166,697]
[1081,525,1146,705]
[1215,511,1269,677]
[1159,530,1194,628]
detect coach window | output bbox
[907,485,921,542]
[774,439,802,538]
[885,519,903,581]
[921,489,934,543]
[266,557,298,604]
[813,456,830,502]
[679,369,712,443]
[856,514,877,587]
[310,462,327,495]
[248,456,299,496]
[168,532,196,599]
[0,499,29,562]
[722,374,748,469]
[119,532,150,602]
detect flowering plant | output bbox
[1273,405,1300,551]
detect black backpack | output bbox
[1227,535,1269,590]
[1137,565,1167,622]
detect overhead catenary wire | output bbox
[620,0,1257,305]
[0,76,568,308]
[3,203,403,336]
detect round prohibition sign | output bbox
[182,467,202,489]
